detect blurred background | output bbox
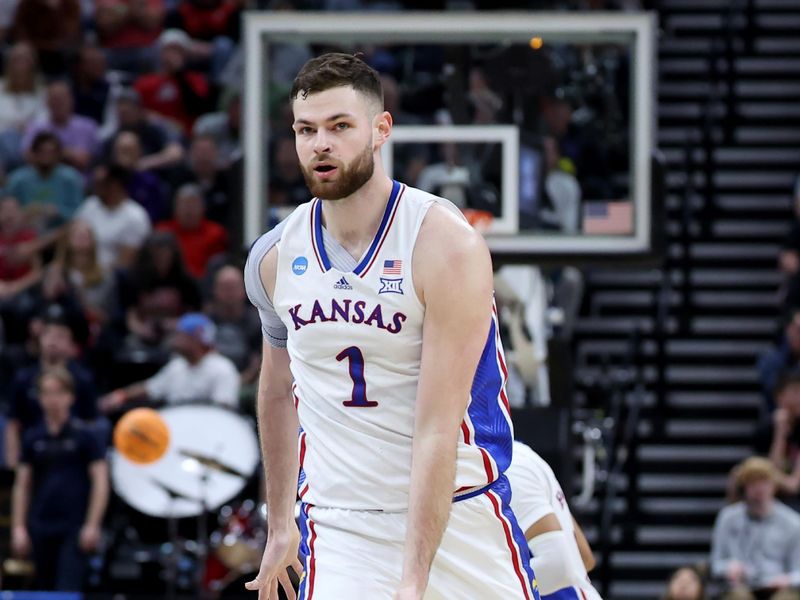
[1,0,800,599]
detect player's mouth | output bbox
[313,163,338,179]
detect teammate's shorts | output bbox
[296,475,539,599]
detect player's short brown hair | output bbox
[734,456,777,488]
[291,53,383,109]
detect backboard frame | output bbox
[243,11,657,258]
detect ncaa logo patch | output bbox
[292,256,308,275]
[379,277,403,295]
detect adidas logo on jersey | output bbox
[334,277,353,290]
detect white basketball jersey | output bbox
[507,441,602,600]
[273,181,515,511]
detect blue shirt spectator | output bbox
[6,131,84,221]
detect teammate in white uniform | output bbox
[506,441,603,600]
[243,53,537,600]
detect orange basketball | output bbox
[113,407,170,464]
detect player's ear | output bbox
[373,110,393,149]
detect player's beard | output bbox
[302,140,375,200]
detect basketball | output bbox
[113,408,170,465]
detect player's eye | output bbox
[334,122,350,130]
[296,126,313,135]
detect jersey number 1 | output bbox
[337,346,378,407]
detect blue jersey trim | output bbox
[353,179,401,275]
[543,588,581,600]
[468,318,513,474]
[312,180,401,274]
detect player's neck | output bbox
[320,174,394,259]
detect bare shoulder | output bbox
[413,203,492,305]
[416,203,490,265]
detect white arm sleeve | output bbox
[529,531,584,595]
[244,220,289,348]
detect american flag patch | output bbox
[383,259,402,275]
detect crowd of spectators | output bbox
[0,0,644,593]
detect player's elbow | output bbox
[529,530,581,595]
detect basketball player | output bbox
[506,440,602,600]
[243,53,537,600]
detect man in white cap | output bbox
[133,28,212,134]
[100,312,240,411]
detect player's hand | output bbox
[11,526,31,558]
[245,524,303,600]
[79,523,102,553]
[393,582,424,600]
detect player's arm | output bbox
[245,245,303,599]
[524,513,586,594]
[396,206,494,598]
[572,515,596,572]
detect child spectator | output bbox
[11,366,108,591]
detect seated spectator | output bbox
[101,88,185,173]
[157,183,227,278]
[711,457,800,599]
[166,0,239,85]
[11,366,108,591]
[172,133,232,224]
[169,0,241,42]
[112,130,169,223]
[52,220,117,325]
[193,92,241,167]
[76,163,152,270]
[134,28,212,135]
[71,45,115,126]
[756,371,800,497]
[94,0,166,73]
[0,42,45,172]
[11,0,81,76]
[6,131,84,225]
[0,195,42,305]
[758,311,800,414]
[662,566,708,600]
[120,231,201,351]
[22,80,99,173]
[100,312,240,411]
[204,264,260,386]
[4,312,98,468]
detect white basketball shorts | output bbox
[296,476,539,599]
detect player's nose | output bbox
[312,130,332,155]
